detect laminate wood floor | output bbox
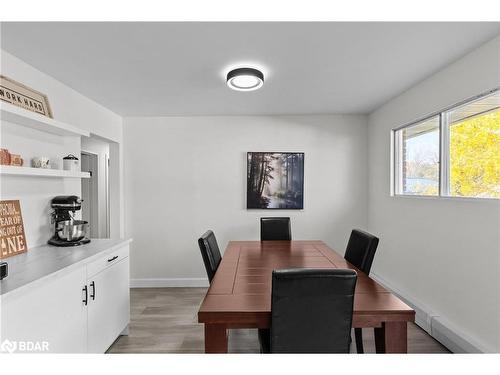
[108,288,450,354]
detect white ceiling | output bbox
[1,22,499,116]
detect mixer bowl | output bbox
[56,220,89,242]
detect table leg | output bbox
[374,326,385,353]
[204,324,228,353]
[374,322,407,353]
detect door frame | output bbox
[81,150,100,238]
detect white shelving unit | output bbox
[0,101,90,137]
[0,165,91,178]
[1,102,91,180]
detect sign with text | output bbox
[0,200,28,259]
[0,75,53,118]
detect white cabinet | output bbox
[0,267,88,353]
[0,243,130,353]
[87,256,130,353]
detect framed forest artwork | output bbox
[247,152,304,209]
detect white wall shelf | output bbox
[0,101,90,137]
[0,165,91,178]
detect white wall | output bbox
[0,49,123,246]
[1,51,122,142]
[0,124,81,247]
[367,36,500,352]
[123,115,368,286]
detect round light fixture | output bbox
[226,67,264,91]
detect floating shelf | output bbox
[0,165,91,178]
[0,102,90,137]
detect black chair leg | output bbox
[354,328,364,353]
[258,328,271,353]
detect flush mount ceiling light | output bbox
[226,67,264,91]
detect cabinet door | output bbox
[0,267,87,353]
[87,256,130,353]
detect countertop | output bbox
[0,238,132,298]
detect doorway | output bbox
[81,135,111,239]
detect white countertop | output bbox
[0,238,132,298]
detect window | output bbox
[394,116,440,196]
[393,89,500,199]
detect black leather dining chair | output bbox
[344,229,379,353]
[259,268,357,353]
[260,217,291,241]
[198,230,222,284]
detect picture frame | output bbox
[0,75,53,118]
[247,152,305,210]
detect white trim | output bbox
[0,165,91,178]
[130,278,209,288]
[0,101,90,137]
[370,272,494,353]
[391,194,500,203]
[391,129,402,196]
[391,87,500,132]
[430,317,487,353]
[440,112,451,196]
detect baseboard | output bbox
[430,317,489,353]
[370,272,493,353]
[130,278,209,288]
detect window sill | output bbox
[391,194,500,203]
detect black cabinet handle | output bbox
[90,281,96,300]
[82,285,88,305]
[107,255,118,263]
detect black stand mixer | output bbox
[48,195,91,247]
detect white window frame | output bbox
[392,88,500,201]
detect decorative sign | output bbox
[0,75,53,118]
[0,200,28,260]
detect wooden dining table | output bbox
[198,240,415,353]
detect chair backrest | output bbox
[270,268,357,353]
[344,229,379,275]
[198,230,222,283]
[260,217,291,241]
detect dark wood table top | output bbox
[198,240,415,328]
